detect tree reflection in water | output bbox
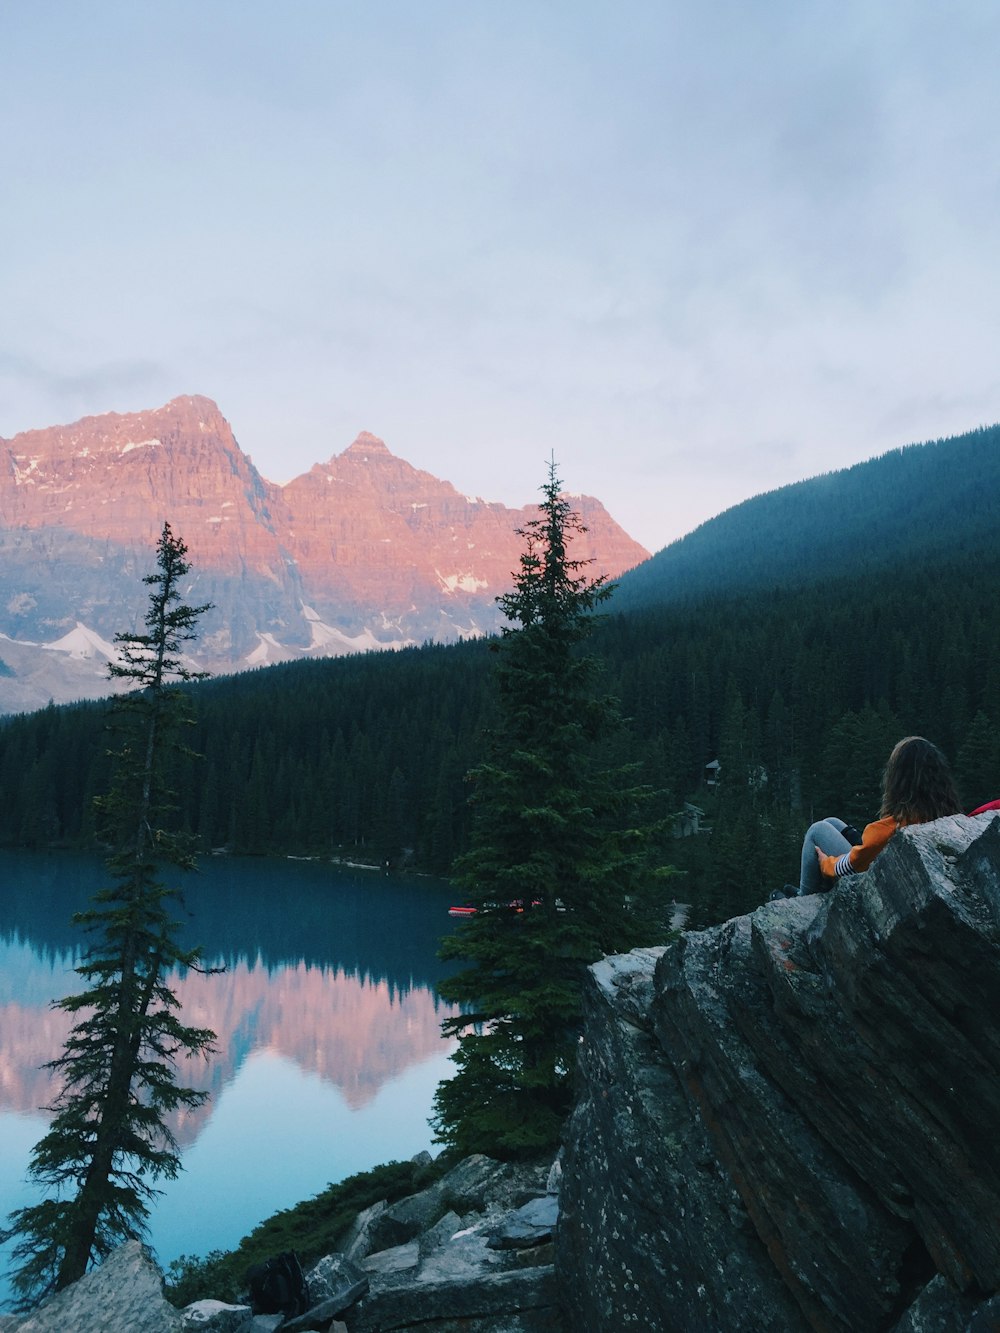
[0,850,460,1292]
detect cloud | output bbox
[0,352,168,435]
[1,1,999,551]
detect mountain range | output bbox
[0,396,648,714]
[1,416,996,881]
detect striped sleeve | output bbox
[818,816,900,880]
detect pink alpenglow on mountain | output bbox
[0,396,649,711]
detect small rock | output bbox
[303,1253,368,1312]
[181,1300,252,1332]
[360,1240,421,1276]
[545,1155,562,1195]
[418,1210,463,1258]
[339,1199,389,1264]
[487,1195,559,1250]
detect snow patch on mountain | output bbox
[43,624,119,661]
[301,604,409,654]
[12,457,42,483]
[245,632,294,666]
[438,571,489,594]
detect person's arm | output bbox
[817,815,897,878]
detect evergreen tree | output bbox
[957,710,999,812]
[433,462,671,1158]
[0,524,216,1305]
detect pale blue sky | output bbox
[2,1,998,551]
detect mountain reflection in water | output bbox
[1,847,462,1298]
[0,851,460,1146]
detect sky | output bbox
[2,1,998,554]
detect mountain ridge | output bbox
[0,397,648,713]
[614,421,1000,610]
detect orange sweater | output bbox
[818,815,903,879]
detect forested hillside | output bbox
[615,423,1000,610]
[2,543,997,926]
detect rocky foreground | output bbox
[3,812,999,1332]
[561,811,1000,1331]
[0,1154,562,1333]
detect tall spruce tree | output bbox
[0,523,216,1304]
[433,462,670,1158]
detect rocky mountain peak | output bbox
[342,431,393,457]
[0,396,650,712]
[2,394,232,457]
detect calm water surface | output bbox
[0,850,459,1307]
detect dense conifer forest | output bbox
[615,422,1000,608]
[2,424,998,924]
[2,543,997,926]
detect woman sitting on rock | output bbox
[795,735,962,896]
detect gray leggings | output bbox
[799,817,850,895]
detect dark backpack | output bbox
[245,1250,310,1318]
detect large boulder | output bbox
[181,1301,252,1331]
[558,813,1000,1332]
[5,1239,182,1333]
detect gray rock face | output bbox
[302,1254,368,1312]
[364,1154,541,1256]
[344,1157,561,1332]
[558,814,1000,1332]
[487,1196,559,1251]
[339,1199,389,1265]
[6,1239,182,1333]
[418,1211,464,1258]
[347,1264,557,1333]
[360,1240,421,1277]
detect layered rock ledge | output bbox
[559,812,1000,1332]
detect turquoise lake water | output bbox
[0,850,460,1308]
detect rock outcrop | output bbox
[0,398,648,711]
[342,1154,560,1333]
[559,812,1000,1332]
[0,1239,182,1333]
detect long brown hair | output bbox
[880,736,961,824]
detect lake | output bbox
[0,850,460,1308]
